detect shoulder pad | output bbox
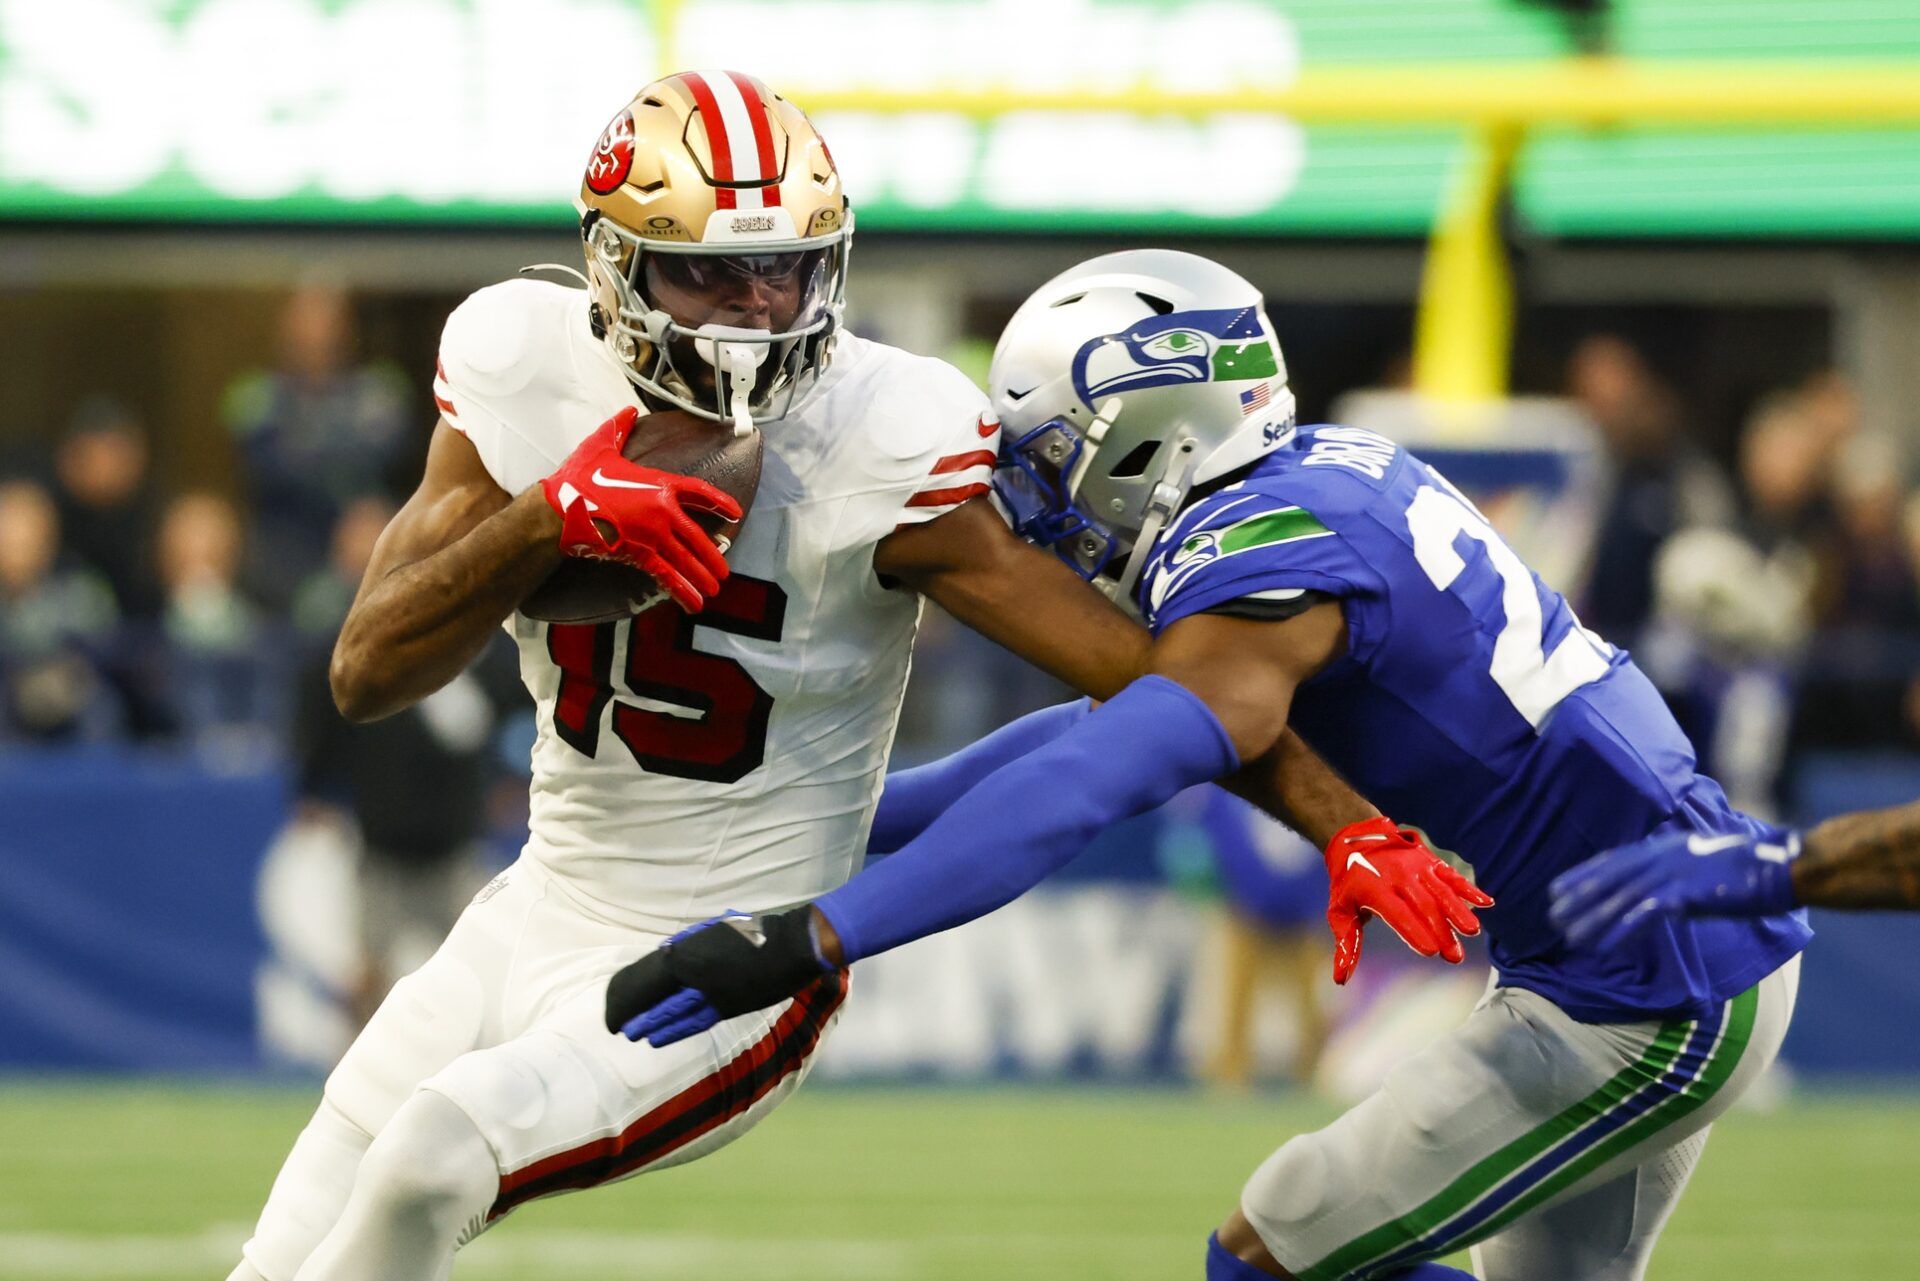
[815,342,999,543]
[1141,484,1364,633]
[844,345,994,470]
[439,279,578,402]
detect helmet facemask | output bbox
[997,397,1212,609]
[584,211,850,434]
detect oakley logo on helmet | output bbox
[1071,308,1277,406]
[586,108,636,196]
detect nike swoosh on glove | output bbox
[1548,826,1801,952]
[1323,817,1495,985]
[541,405,743,611]
[605,907,834,1048]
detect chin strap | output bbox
[720,345,760,437]
[690,323,769,437]
[1107,434,1200,610]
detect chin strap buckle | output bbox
[721,345,758,437]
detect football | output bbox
[518,408,764,624]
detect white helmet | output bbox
[989,250,1297,607]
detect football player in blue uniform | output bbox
[603,251,1808,1281]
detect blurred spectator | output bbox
[222,283,411,608]
[155,492,281,744]
[292,496,394,648]
[158,493,258,652]
[1637,527,1812,817]
[1735,374,1920,757]
[1159,787,1329,1090]
[292,637,522,1027]
[0,479,117,740]
[1739,390,1838,547]
[51,396,158,620]
[1569,335,1734,641]
[1827,434,1918,631]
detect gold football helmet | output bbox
[577,70,852,433]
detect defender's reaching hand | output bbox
[1324,818,1494,985]
[1548,827,1800,952]
[541,406,742,611]
[606,907,835,1047]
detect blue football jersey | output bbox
[1138,425,1809,1022]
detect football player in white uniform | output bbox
[227,72,1479,1281]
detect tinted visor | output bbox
[641,247,833,333]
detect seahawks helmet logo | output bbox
[1071,308,1270,406]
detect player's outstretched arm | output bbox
[873,501,1378,845]
[875,498,1149,698]
[872,500,1490,974]
[604,596,1340,1046]
[607,668,1247,1045]
[1551,796,1920,946]
[1796,799,1920,909]
[868,698,1091,855]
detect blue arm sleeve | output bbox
[869,699,1092,855]
[818,676,1239,963]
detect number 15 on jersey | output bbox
[546,575,788,784]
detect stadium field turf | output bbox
[0,1082,1911,1279]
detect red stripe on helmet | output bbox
[725,70,781,207]
[678,73,737,210]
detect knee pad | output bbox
[420,1029,617,1176]
[356,1090,499,1227]
[1242,1131,1336,1242]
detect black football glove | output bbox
[605,907,832,1047]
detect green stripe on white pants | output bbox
[1241,957,1799,1281]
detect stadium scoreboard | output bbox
[0,0,1916,238]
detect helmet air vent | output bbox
[1109,440,1162,479]
[1134,292,1175,315]
[1049,293,1086,308]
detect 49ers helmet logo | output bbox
[585,108,636,195]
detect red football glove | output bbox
[541,407,743,612]
[1324,817,1495,986]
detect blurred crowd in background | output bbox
[4,285,1919,813]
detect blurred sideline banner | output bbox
[0,749,280,1070]
[1,0,1917,237]
[3,747,1920,1077]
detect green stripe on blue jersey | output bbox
[1215,506,1331,555]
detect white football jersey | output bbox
[432,279,999,932]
